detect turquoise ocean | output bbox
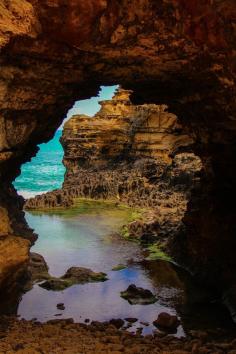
[14,130,65,199]
[13,86,117,198]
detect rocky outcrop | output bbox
[0,0,235,306]
[39,267,108,291]
[25,190,73,210]
[62,87,193,171]
[120,284,157,305]
[26,254,108,291]
[26,89,201,244]
[60,88,198,203]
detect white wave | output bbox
[17,190,48,199]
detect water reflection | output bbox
[17,201,234,336]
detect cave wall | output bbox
[0,0,235,294]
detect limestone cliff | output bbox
[61,87,198,202]
[26,88,201,244]
[0,0,235,299]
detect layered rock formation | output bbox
[61,87,196,202]
[25,88,201,243]
[0,0,235,304]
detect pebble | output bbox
[56,303,65,310]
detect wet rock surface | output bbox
[39,267,108,291]
[153,312,180,332]
[120,284,157,305]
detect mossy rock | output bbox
[39,267,108,291]
[146,243,172,262]
[112,264,127,271]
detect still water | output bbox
[18,200,233,336]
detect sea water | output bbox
[14,130,65,198]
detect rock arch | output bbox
[0,0,235,305]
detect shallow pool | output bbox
[18,200,233,336]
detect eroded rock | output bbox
[25,190,73,210]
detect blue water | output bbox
[13,86,117,199]
[18,203,185,336]
[14,131,65,198]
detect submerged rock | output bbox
[120,284,157,305]
[153,312,180,332]
[112,264,127,271]
[39,267,108,291]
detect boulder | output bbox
[153,312,180,332]
[120,284,157,305]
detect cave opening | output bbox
[0,0,235,349]
[7,84,235,337]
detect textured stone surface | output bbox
[25,190,73,210]
[0,235,30,296]
[62,87,193,171]
[26,89,201,245]
[0,0,235,300]
[0,317,235,353]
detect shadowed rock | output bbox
[28,252,49,282]
[153,312,180,332]
[120,284,157,305]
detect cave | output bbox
[0,0,236,351]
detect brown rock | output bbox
[120,284,157,305]
[153,312,180,331]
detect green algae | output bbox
[146,243,172,262]
[29,198,143,221]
